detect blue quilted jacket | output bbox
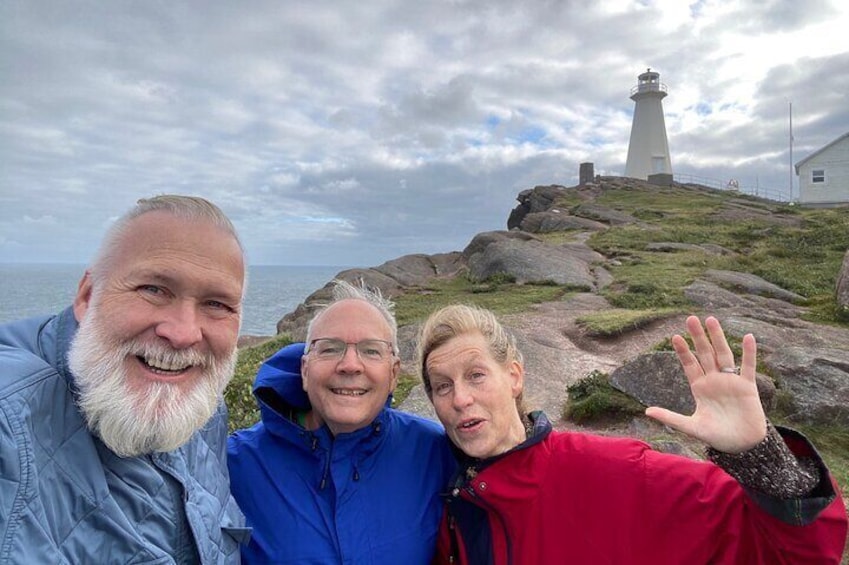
[228,342,456,564]
[0,308,248,564]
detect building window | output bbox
[812,169,825,183]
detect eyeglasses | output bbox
[306,338,394,363]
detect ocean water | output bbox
[0,263,346,336]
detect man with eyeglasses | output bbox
[228,280,456,564]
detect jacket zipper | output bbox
[461,483,513,565]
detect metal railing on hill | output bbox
[672,173,791,203]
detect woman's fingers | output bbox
[671,334,704,386]
[705,316,736,371]
[685,316,719,373]
[740,333,758,382]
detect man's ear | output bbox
[73,271,94,322]
[388,357,401,394]
[301,355,309,392]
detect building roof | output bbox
[795,131,849,174]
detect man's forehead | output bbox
[111,213,245,287]
[312,299,389,333]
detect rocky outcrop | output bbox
[507,185,568,229]
[275,252,464,340]
[763,347,849,426]
[702,270,806,304]
[609,352,776,415]
[519,211,607,233]
[464,234,595,287]
[273,177,849,429]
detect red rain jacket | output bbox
[436,414,847,565]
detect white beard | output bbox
[67,304,236,458]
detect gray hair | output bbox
[89,194,243,285]
[305,279,398,353]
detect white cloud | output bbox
[1,0,847,266]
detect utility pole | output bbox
[789,102,794,201]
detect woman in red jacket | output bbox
[417,305,848,564]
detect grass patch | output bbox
[576,308,680,337]
[226,334,293,432]
[393,274,567,326]
[562,371,645,425]
[391,373,421,408]
[585,185,849,325]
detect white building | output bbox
[795,131,849,206]
[625,69,672,180]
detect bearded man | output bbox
[0,195,248,563]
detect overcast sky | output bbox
[2,1,847,267]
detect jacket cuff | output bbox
[706,423,836,525]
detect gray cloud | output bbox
[1,0,847,266]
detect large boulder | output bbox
[609,352,776,415]
[374,252,465,287]
[761,347,849,426]
[462,230,539,260]
[507,185,568,229]
[703,270,806,304]
[275,254,461,339]
[683,279,805,320]
[466,237,595,288]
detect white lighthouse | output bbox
[625,68,672,180]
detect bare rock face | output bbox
[466,237,595,288]
[762,347,849,427]
[507,185,568,229]
[462,230,539,259]
[837,250,849,319]
[609,352,776,415]
[684,279,805,321]
[275,253,464,340]
[703,270,806,304]
[520,211,608,233]
[373,253,465,287]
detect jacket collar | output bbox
[451,410,552,485]
[44,306,80,393]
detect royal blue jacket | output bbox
[228,342,456,564]
[0,308,247,564]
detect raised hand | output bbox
[645,315,767,454]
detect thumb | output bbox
[645,406,693,436]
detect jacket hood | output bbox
[253,342,310,410]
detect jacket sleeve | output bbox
[0,397,64,563]
[641,436,848,564]
[708,424,836,525]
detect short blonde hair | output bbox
[417,304,526,414]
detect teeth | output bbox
[333,389,366,396]
[142,356,191,373]
[461,420,479,428]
